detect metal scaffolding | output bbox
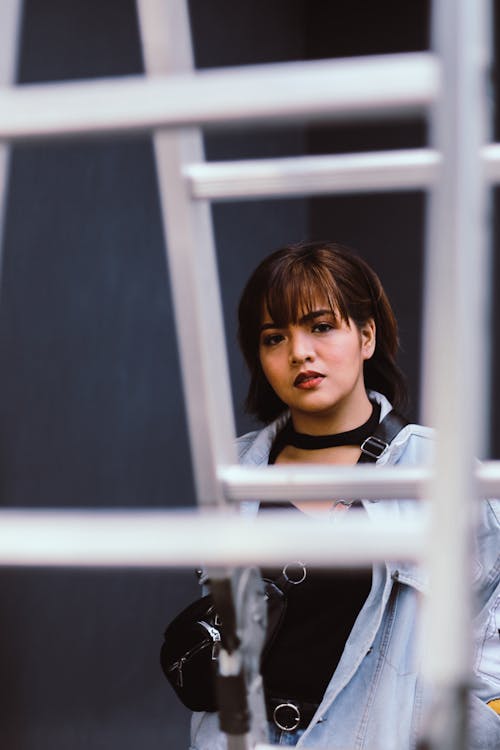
[0,1,496,748]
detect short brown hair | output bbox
[238,241,408,423]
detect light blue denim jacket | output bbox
[190,392,500,750]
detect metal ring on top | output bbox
[282,561,307,585]
[273,702,301,731]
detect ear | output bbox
[360,318,376,360]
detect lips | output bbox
[294,370,325,389]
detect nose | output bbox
[289,330,314,365]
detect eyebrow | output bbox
[259,309,332,332]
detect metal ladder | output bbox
[0,1,495,749]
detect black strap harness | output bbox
[357,408,409,463]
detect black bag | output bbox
[160,578,288,712]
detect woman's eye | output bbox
[312,322,333,333]
[262,333,284,347]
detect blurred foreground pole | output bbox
[0,1,23,288]
[419,1,491,749]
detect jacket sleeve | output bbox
[472,499,500,705]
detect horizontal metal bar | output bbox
[220,464,430,501]
[185,143,500,201]
[186,148,439,200]
[0,509,426,567]
[483,142,500,181]
[220,461,500,501]
[475,460,500,494]
[0,53,438,141]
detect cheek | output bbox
[259,354,275,382]
[259,351,284,389]
[324,338,364,368]
[259,351,273,381]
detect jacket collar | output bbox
[239,390,406,467]
[238,391,429,592]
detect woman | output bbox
[191,241,500,749]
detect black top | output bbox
[260,505,372,703]
[261,418,374,703]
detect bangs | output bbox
[263,261,349,327]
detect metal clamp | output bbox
[360,435,389,460]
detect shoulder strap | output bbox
[357,409,409,464]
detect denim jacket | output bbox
[190,392,500,750]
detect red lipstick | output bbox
[294,370,325,389]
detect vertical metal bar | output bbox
[0,1,23,287]
[136,0,237,508]
[135,3,264,749]
[420,1,491,749]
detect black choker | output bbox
[269,401,381,463]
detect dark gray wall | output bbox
[2,2,497,750]
[0,2,308,749]
[303,0,429,422]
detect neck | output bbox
[268,399,381,465]
[290,391,374,436]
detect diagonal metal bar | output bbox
[136,0,237,506]
[135,1,267,744]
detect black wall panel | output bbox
[0,2,307,748]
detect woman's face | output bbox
[259,300,375,428]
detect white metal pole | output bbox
[220,463,429,501]
[420,1,491,749]
[135,2,262,746]
[221,461,500,500]
[0,0,23,288]
[0,508,426,567]
[184,145,500,201]
[185,149,440,200]
[0,53,438,140]
[136,0,237,506]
